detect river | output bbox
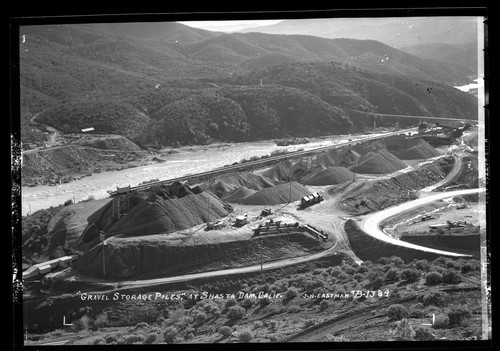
[21,133,379,216]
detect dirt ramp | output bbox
[349,149,406,174]
[242,182,311,205]
[303,166,354,186]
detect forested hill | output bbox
[19,23,477,146]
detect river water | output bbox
[21,133,378,216]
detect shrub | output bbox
[239,298,255,309]
[371,276,385,289]
[356,266,369,274]
[385,269,399,281]
[389,256,404,266]
[219,326,233,337]
[344,266,356,275]
[227,306,246,321]
[253,321,264,330]
[163,326,177,343]
[353,273,364,282]
[448,306,472,326]
[143,333,157,344]
[105,334,118,344]
[304,319,316,328]
[433,315,449,329]
[442,270,462,284]
[319,299,329,311]
[425,271,442,286]
[414,327,436,341]
[194,312,208,325]
[93,337,105,345]
[225,298,237,308]
[259,297,271,306]
[121,334,145,344]
[388,304,409,320]
[63,199,73,206]
[391,319,415,341]
[288,305,301,313]
[461,263,475,274]
[401,269,420,282]
[415,259,431,271]
[284,287,299,300]
[238,329,254,343]
[422,291,448,307]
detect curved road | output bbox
[360,188,485,258]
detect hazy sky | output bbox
[177,20,283,32]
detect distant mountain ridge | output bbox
[237,17,479,48]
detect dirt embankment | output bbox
[22,136,146,186]
[341,163,446,215]
[401,234,480,257]
[384,136,441,160]
[344,219,444,262]
[73,232,323,279]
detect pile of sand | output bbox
[221,187,257,204]
[213,173,276,194]
[314,153,336,167]
[329,148,361,167]
[77,183,233,242]
[260,163,291,182]
[349,149,406,174]
[303,166,355,186]
[241,182,311,205]
[386,137,441,160]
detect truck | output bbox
[298,192,324,209]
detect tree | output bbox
[219,326,233,338]
[238,329,254,343]
[163,326,177,344]
[388,304,409,320]
[442,269,462,284]
[401,269,420,282]
[227,306,246,321]
[448,306,471,326]
[425,271,442,286]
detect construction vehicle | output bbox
[298,192,324,209]
[261,208,272,217]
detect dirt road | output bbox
[360,188,484,258]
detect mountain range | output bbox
[19,21,478,146]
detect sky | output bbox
[177,20,283,32]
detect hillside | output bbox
[19,22,477,147]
